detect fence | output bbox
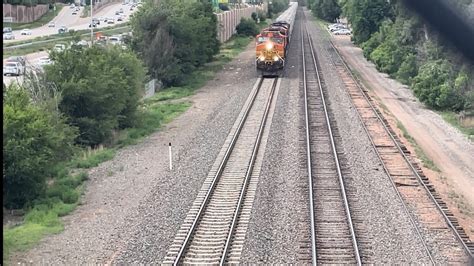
[2,4,49,23]
[215,3,267,43]
[144,79,162,99]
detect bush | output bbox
[396,53,417,84]
[412,59,464,111]
[3,85,76,208]
[45,45,146,146]
[311,0,341,22]
[130,0,219,87]
[236,18,258,37]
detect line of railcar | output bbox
[255,1,298,76]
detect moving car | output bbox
[107,18,115,24]
[3,32,15,40]
[334,29,351,35]
[3,62,24,76]
[58,26,68,34]
[48,21,55,27]
[6,56,26,67]
[20,29,32,35]
[3,27,12,33]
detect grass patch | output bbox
[9,4,65,31]
[69,147,116,169]
[439,111,474,141]
[3,29,251,264]
[397,121,440,171]
[3,170,86,263]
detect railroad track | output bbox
[163,77,279,265]
[326,34,474,263]
[301,24,362,265]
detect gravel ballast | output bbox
[11,46,260,264]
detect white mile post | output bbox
[169,142,173,171]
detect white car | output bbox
[334,29,351,35]
[54,44,66,52]
[3,62,24,76]
[48,21,55,27]
[3,32,15,40]
[20,29,32,35]
[70,3,76,8]
[38,57,52,66]
[72,10,78,15]
[107,18,115,24]
[108,36,121,45]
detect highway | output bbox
[5,2,136,43]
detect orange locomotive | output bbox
[255,2,297,76]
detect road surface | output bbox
[5,2,136,43]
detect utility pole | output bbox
[90,0,93,46]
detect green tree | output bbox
[130,0,219,86]
[312,0,341,22]
[3,85,77,208]
[412,59,464,111]
[45,45,146,146]
[236,18,258,36]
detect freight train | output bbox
[255,1,298,76]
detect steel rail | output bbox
[327,35,472,261]
[173,77,264,265]
[304,26,362,266]
[220,78,278,265]
[303,21,362,265]
[300,25,318,266]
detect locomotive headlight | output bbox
[258,55,265,61]
[265,42,273,50]
[273,55,279,62]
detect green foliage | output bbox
[396,53,418,84]
[412,59,464,111]
[45,45,146,146]
[268,0,289,17]
[342,0,393,44]
[3,85,77,208]
[311,0,341,22]
[69,148,116,169]
[236,18,259,37]
[130,0,219,87]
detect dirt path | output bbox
[331,35,474,240]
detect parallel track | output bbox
[301,24,361,265]
[163,77,278,265]
[326,33,473,263]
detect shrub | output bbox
[45,45,146,146]
[396,53,417,84]
[412,59,464,111]
[3,85,76,208]
[236,18,258,37]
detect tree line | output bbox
[310,0,473,113]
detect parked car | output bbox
[334,29,351,35]
[330,25,347,32]
[98,16,105,22]
[92,18,100,25]
[58,26,68,34]
[20,29,32,35]
[76,40,89,46]
[53,44,66,52]
[119,8,124,13]
[70,3,76,8]
[115,10,120,15]
[3,62,24,76]
[48,21,55,27]
[75,6,80,11]
[38,57,52,66]
[3,32,15,40]
[3,27,12,33]
[72,10,78,15]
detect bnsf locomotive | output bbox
[256,2,298,76]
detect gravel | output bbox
[305,10,434,263]
[10,47,260,264]
[241,8,434,264]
